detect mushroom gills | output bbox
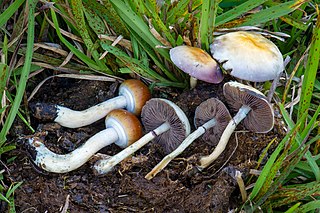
[198,81,274,169]
[145,98,231,179]
[94,98,191,175]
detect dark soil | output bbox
[2,77,285,212]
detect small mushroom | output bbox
[30,79,151,128]
[94,98,191,174]
[170,46,224,87]
[198,81,274,169]
[145,98,231,180]
[210,31,284,82]
[24,109,142,173]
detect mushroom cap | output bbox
[170,46,224,84]
[105,109,143,148]
[141,98,191,154]
[194,98,232,145]
[210,31,284,82]
[119,79,151,115]
[223,81,274,133]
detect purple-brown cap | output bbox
[170,46,224,84]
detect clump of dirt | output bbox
[2,77,285,212]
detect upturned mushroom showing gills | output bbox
[170,46,224,85]
[94,98,191,175]
[30,79,151,128]
[24,109,142,173]
[210,31,284,82]
[145,98,231,180]
[198,82,274,169]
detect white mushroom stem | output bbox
[198,105,251,169]
[145,119,217,179]
[189,76,198,89]
[94,122,171,174]
[30,128,118,173]
[55,96,127,128]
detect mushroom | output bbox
[210,31,284,82]
[170,46,224,88]
[198,81,274,169]
[145,98,231,180]
[94,98,191,174]
[30,79,151,128]
[24,109,142,173]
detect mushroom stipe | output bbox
[30,79,151,128]
[22,109,142,173]
[198,82,274,169]
[145,98,231,180]
[93,98,191,175]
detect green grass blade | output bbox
[280,104,320,180]
[0,0,36,146]
[107,0,170,61]
[143,1,176,46]
[49,8,103,72]
[254,145,309,210]
[284,203,301,213]
[255,135,294,200]
[215,0,268,26]
[238,1,307,27]
[129,29,180,82]
[268,181,320,208]
[199,0,211,50]
[0,145,15,155]
[297,11,320,124]
[83,0,130,37]
[249,117,302,200]
[280,15,309,31]
[0,193,10,204]
[70,0,111,73]
[0,0,25,28]
[199,0,220,51]
[5,182,22,199]
[296,200,320,212]
[166,0,191,24]
[0,63,9,103]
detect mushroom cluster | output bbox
[22,31,280,179]
[170,31,284,87]
[24,109,142,173]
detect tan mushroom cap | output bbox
[105,109,143,147]
[119,79,151,115]
[223,82,274,133]
[194,98,232,145]
[141,98,191,154]
[170,46,224,84]
[210,31,284,82]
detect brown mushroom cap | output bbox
[105,109,143,148]
[141,98,191,154]
[194,98,232,145]
[223,82,274,133]
[119,79,151,115]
